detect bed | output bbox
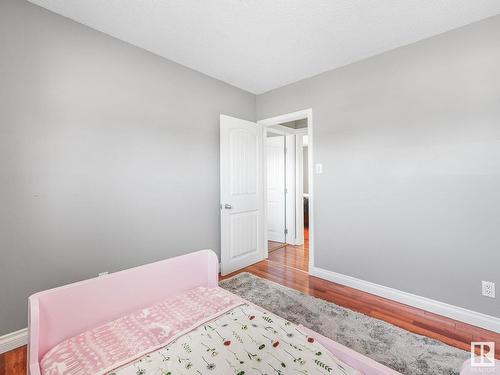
[28,250,401,375]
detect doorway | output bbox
[219,110,313,276]
[266,131,286,250]
[260,109,314,272]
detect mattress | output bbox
[40,287,361,375]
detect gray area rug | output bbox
[219,272,469,375]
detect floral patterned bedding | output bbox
[109,304,361,375]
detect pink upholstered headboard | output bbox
[28,249,218,375]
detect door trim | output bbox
[258,109,314,268]
[294,127,308,246]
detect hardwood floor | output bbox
[0,345,26,375]
[2,228,498,374]
[268,228,309,272]
[268,240,287,252]
[222,227,500,360]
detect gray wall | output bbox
[1,0,498,337]
[257,16,500,317]
[0,0,255,335]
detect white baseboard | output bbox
[0,328,28,354]
[310,266,500,333]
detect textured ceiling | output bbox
[28,0,500,94]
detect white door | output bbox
[220,115,264,276]
[266,136,286,242]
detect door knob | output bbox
[224,204,232,209]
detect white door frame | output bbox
[263,126,306,247]
[294,127,308,246]
[285,134,297,245]
[258,109,314,270]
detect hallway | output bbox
[268,227,309,272]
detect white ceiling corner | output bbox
[28,0,500,94]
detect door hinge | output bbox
[285,188,288,194]
[284,228,288,235]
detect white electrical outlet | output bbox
[482,281,495,298]
[315,163,323,174]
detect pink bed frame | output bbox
[28,249,400,375]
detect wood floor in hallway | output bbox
[268,228,309,272]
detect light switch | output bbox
[315,163,323,174]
